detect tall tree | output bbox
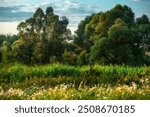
[90,17,150,66]
[85,4,135,43]
[14,7,70,64]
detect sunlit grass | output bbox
[0,63,149,100]
[0,79,149,100]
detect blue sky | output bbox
[0,0,150,34]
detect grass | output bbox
[0,63,150,100]
[0,81,149,100]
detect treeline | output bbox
[0,4,150,66]
[0,34,19,63]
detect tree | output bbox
[77,50,89,65]
[108,19,134,45]
[73,4,136,65]
[14,7,71,64]
[136,15,150,24]
[0,34,19,63]
[74,4,150,66]
[74,15,94,51]
[62,49,77,65]
[85,4,135,43]
[44,7,70,63]
[1,41,12,63]
[135,15,150,52]
[90,18,149,66]
[12,38,34,64]
[90,37,111,65]
[72,15,94,65]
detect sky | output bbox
[0,0,150,34]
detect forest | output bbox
[0,4,150,99]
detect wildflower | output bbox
[131,82,137,90]
[116,87,122,92]
[6,88,24,97]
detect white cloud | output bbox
[2,0,19,2]
[133,0,150,6]
[0,22,19,34]
[44,0,99,33]
[133,0,150,3]
[0,0,100,34]
[18,4,40,13]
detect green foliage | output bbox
[0,63,81,83]
[13,7,71,64]
[0,63,149,86]
[0,4,150,100]
[87,15,150,66]
[0,63,149,100]
[74,4,150,66]
[135,15,150,52]
[85,5,134,42]
[1,41,12,63]
[90,37,111,64]
[74,15,94,51]
[0,34,19,46]
[0,5,149,66]
[12,38,34,64]
[77,50,89,65]
[0,34,19,63]
[136,14,150,24]
[62,49,77,65]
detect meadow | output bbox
[0,63,149,100]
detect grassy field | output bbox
[0,63,150,100]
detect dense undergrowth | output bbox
[0,63,150,100]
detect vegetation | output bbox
[0,82,149,100]
[0,63,149,99]
[0,5,150,66]
[1,63,149,84]
[0,5,150,99]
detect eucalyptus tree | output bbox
[14,7,70,64]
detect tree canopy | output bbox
[0,5,150,66]
[13,7,71,64]
[75,5,150,66]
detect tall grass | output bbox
[0,63,150,100]
[0,63,149,85]
[0,82,149,100]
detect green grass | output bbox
[0,63,149,85]
[0,63,150,100]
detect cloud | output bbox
[0,0,100,33]
[0,22,19,34]
[133,0,150,3]
[133,0,148,1]
[3,0,19,2]
[0,6,33,22]
[48,0,99,32]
